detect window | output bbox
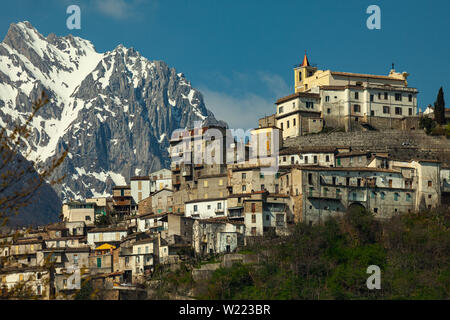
[279,106,284,114]
[313,156,317,163]
[281,122,283,130]
[395,93,402,101]
[293,118,296,126]
[138,181,142,190]
[353,104,361,113]
[251,227,257,235]
[406,193,411,202]
[291,156,295,164]
[298,72,301,81]
[203,180,208,187]
[74,254,78,265]
[337,158,341,166]
[374,208,378,213]
[428,181,432,187]
[395,107,402,115]
[306,101,314,109]
[85,216,91,221]
[242,173,246,179]
[261,184,265,191]
[207,205,211,210]
[266,215,269,221]
[219,179,223,186]
[327,108,331,114]
[380,192,385,200]
[394,193,399,201]
[355,92,359,99]
[383,106,390,114]
[287,120,290,128]
[97,258,102,268]
[193,205,198,212]
[305,156,308,164]
[370,94,374,102]
[325,96,330,102]
[217,202,222,210]
[384,92,388,100]
[251,203,256,213]
[308,173,313,185]
[251,214,256,223]
[242,185,246,192]
[326,155,330,162]
[408,94,412,102]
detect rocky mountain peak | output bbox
[0,21,226,225]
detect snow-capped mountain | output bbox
[0,21,226,209]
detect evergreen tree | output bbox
[434,87,446,125]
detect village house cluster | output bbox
[1,55,449,299]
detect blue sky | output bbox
[1,0,449,130]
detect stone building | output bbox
[267,53,420,135]
[192,218,245,256]
[243,191,289,237]
[281,158,442,224]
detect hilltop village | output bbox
[1,54,449,299]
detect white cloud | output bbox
[199,72,290,130]
[200,88,274,130]
[93,0,145,20]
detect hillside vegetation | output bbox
[198,208,449,299]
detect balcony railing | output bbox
[308,191,342,200]
[114,200,131,206]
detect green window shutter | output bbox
[337,158,341,166]
[97,257,102,268]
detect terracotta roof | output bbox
[112,186,130,190]
[88,227,128,233]
[330,71,405,81]
[151,188,174,196]
[185,197,227,204]
[130,176,150,181]
[301,53,310,67]
[198,173,228,179]
[275,92,320,104]
[46,223,68,231]
[134,238,157,246]
[197,217,244,225]
[138,212,168,219]
[335,151,370,158]
[293,165,400,173]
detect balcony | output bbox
[308,190,342,200]
[182,165,192,177]
[228,207,244,219]
[114,200,131,206]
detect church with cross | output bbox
[270,53,419,139]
